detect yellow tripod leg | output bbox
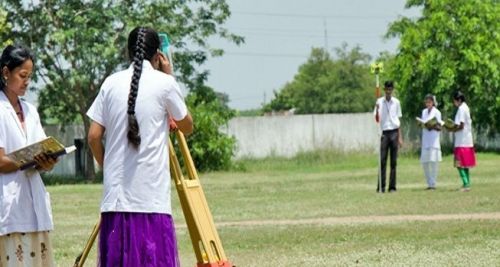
[169,130,233,267]
[74,130,233,267]
[73,217,101,267]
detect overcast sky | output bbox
[203,0,420,110]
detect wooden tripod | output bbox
[74,130,233,267]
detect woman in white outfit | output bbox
[420,94,442,190]
[0,45,57,267]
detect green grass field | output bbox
[48,152,500,266]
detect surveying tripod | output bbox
[74,130,233,267]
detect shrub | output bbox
[183,86,236,172]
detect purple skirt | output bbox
[98,212,180,267]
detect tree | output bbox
[264,44,374,114]
[0,0,243,179]
[185,86,235,172]
[375,51,397,85]
[386,0,500,133]
[0,8,11,47]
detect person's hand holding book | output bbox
[34,153,57,172]
[442,118,457,132]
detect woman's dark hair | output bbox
[452,91,466,103]
[384,80,394,89]
[0,45,34,91]
[424,94,437,106]
[126,27,160,148]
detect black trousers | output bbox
[377,129,399,192]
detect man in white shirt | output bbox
[374,81,403,193]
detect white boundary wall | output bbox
[43,114,500,174]
[44,114,380,174]
[224,113,379,158]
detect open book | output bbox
[415,117,443,129]
[7,136,76,170]
[442,118,457,130]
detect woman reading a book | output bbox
[446,91,476,192]
[419,94,442,190]
[87,27,193,266]
[0,45,58,266]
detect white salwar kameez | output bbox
[420,107,443,188]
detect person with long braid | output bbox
[86,27,192,266]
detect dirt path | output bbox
[201,212,500,228]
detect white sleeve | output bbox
[165,81,188,121]
[397,101,402,118]
[436,110,442,124]
[86,87,107,127]
[454,106,464,125]
[0,114,5,149]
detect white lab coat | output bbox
[420,107,442,164]
[421,107,442,149]
[0,91,53,235]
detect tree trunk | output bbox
[82,116,96,181]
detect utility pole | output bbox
[323,18,328,51]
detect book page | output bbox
[7,137,65,167]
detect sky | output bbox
[202,0,420,110]
[23,0,421,109]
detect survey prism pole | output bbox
[370,62,384,192]
[370,62,383,100]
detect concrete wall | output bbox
[44,114,500,174]
[44,114,380,175]
[224,113,379,158]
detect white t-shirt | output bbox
[454,102,473,147]
[374,97,402,131]
[421,107,442,149]
[86,61,188,214]
[0,91,53,235]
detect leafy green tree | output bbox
[0,0,243,179]
[386,0,500,133]
[375,51,397,86]
[0,8,11,47]
[264,44,374,114]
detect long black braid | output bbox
[126,27,146,148]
